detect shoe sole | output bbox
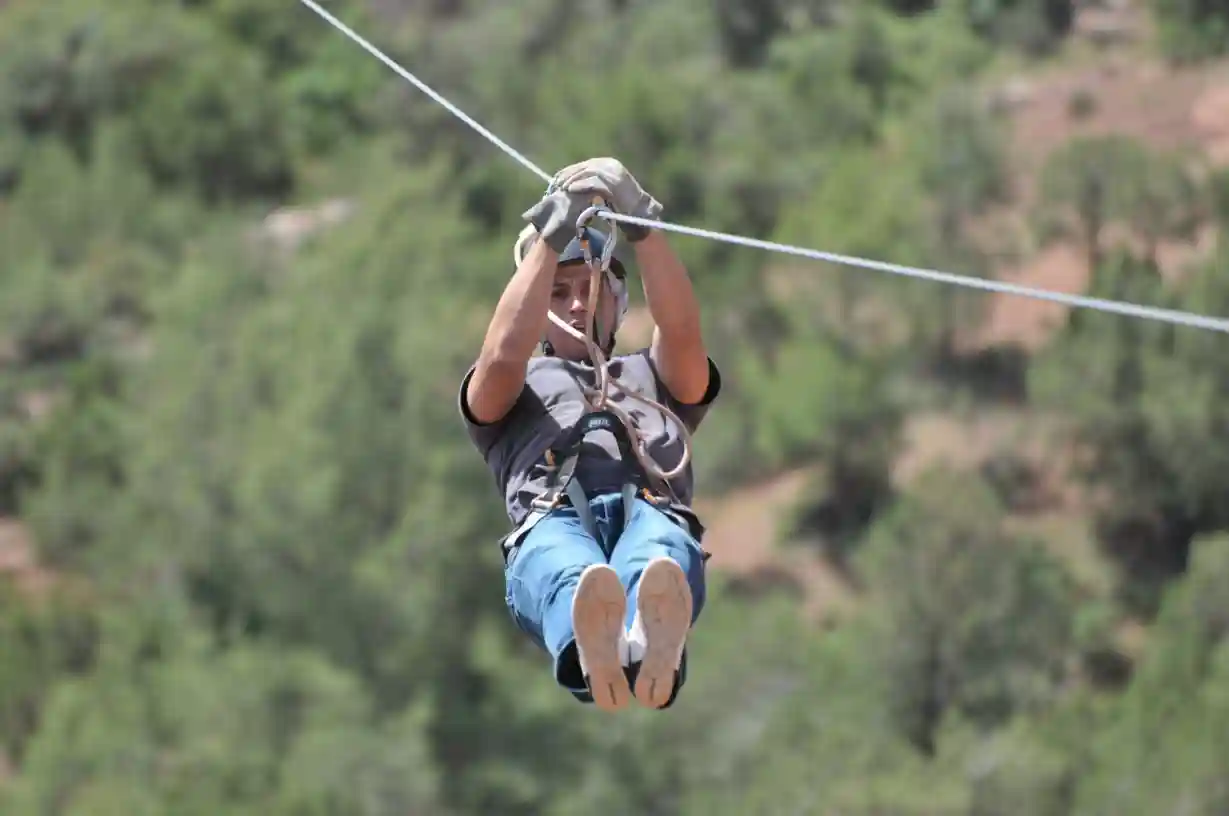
[572,564,631,712]
[634,557,692,709]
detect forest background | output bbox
[2,0,1229,813]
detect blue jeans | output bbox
[503,492,708,704]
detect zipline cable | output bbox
[297,0,1229,336]
[297,0,552,184]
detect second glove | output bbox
[522,188,599,254]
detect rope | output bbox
[514,217,693,489]
[298,0,694,491]
[296,0,552,184]
[297,0,1229,336]
[298,0,1229,501]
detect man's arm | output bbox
[635,230,711,405]
[465,236,557,425]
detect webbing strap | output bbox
[620,482,637,520]
[568,481,641,541]
[503,480,643,562]
[531,409,648,512]
[509,410,662,555]
[565,478,597,539]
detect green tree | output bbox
[1036,135,1205,273]
[962,0,1074,53]
[0,0,299,202]
[1030,243,1229,616]
[854,469,1078,755]
[1152,0,1229,60]
[1074,533,1229,815]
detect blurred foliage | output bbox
[1,0,1228,812]
[1151,0,1229,61]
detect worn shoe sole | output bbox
[633,557,692,709]
[573,564,631,712]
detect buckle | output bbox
[531,494,560,511]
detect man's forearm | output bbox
[480,237,557,366]
[635,230,711,404]
[635,230,702,343]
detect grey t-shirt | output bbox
[458,347,721,534]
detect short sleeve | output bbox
[458,364,535,457]
[641,351,722,434]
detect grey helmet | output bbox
[514,223,631,355]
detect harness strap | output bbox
[565,478,597,539]
[531,409,646,513]
[620,482,637,520]
[501,409,667,553]
[516,209,696,494]
[501,475,706,565]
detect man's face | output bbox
[545,262,618,360]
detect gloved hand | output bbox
[521,188,597,254]
[550,157,663,242]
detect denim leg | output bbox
[608,499,708,706]
[610,498,708,628]
[504,506,608,694]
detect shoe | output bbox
[627,556,692,709]
[572,564,632,712]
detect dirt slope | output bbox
[0,518,53,597]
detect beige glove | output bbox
[550,157,663,242]
[521,188,600,253]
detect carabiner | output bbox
[574,197,618,274]
[575,202,606,235]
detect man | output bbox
[458,157,721,711]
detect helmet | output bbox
[556,226,630,334]
[514,223,631,342]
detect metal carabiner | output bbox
[574,197,618,274]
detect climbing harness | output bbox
[499,407,701,563]
[297,0,1229,336]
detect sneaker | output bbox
[627,556,692,709]
[572,564,632,712]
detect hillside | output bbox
[695,0,1229,625]
[4,0,1229,814]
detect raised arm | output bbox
[464,187,596,425]
[465,235,557,425]
[551,157,710,404]
[634,231,711,405]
